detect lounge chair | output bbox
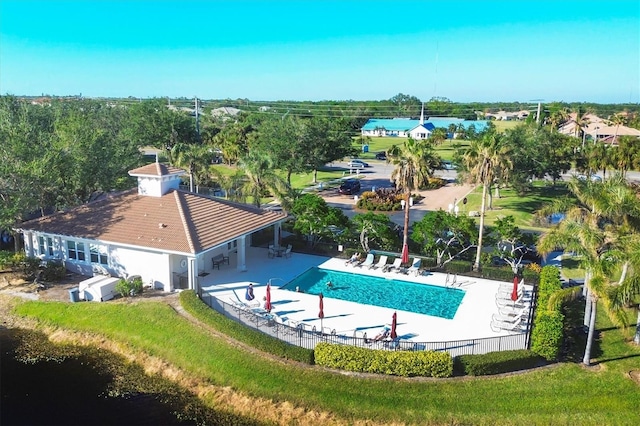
[496,287,532,303]
[407,258,421,276]
[492,311,528,324]
[371,255,388,270]
[357,253,375,268]
[495,294,530,309]
[490,316,526,333]
[383,257,402,273]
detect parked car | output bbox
[347,159,369,169]
[375,152,387,160]
[577,173,602,182]
[339,179,361,195]
[441,161,456,170]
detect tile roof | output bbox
[128,163,185,177]
[17,189,287,254]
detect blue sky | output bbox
[1,0,638,103]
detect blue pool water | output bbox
[281,267,465,319]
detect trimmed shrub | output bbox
[115,277,144,297]
[530,310,564,361]
[314,342,453,377]
[454,350,546,376]
[180,291,315,364]
[10,253,41,279]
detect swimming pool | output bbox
[281,267,465,319]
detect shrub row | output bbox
[530,265,564,361]
[180,291,315,364]
[454,349,545,376]
[314,342,453,377]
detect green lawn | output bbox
[491,120,520,133]
[462,181,572,232]
[12,298,640,425]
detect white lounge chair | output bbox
[490,316,526,333]
[384,258,402,273]
[283,247,292,258]
[407,258,421,276]
[268,247,276,258]
[371,255,388,270]
[492,310,528,324]
[357,253,375,268]
[495,294,530,310]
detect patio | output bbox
[198,246,532,345]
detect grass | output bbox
[462,181,572,231]
[12,297,640,425]
[491,120,520,133]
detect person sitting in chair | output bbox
[345,252,360,266]
[245,283,255,301]
[373,327,390,341]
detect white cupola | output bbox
[127,160,186,197]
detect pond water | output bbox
[0,328,257,426]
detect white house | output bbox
[15,162,287,293]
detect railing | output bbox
[200,292,529,357]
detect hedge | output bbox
[530,310,564,361]
[180,291,315,364]
[454,349,546,376]
[314,342,453,378]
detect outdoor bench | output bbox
[212,254,230,269]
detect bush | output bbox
[454,350,546,376]
[115,277,144,297]
[10,253,41,279]
[530,310,564,361]
[314,342,453,377]
[40,260,67,282]
[180,291,315,364]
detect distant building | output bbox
[211,107,242,119]
[361,105,489,139]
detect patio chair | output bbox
[490,316,526,333]
[268,247,276,258]
[383,257,402,273]
[492,310,528,324]
[371,255,388,270]
[283,247,292,258]
[407,258,421,276]
[496,286,532,303]
[357,253,375,268]
[495,294,530,310]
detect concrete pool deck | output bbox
[200,247,531,343]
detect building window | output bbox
[66,240,86,262]
[38,236,45,256]
[89,244,108,266]
[47,237,54,256]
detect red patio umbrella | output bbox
[318,293,325,333]
[390,311,398,339]
[265,283,272,312]
[401,242,409,264]
[511,276,519,302]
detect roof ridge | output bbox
[173,191,196,253]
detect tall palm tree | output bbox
[537,174,640,364]
[388,137,441,261]
[460,130,512,270]
[237,151,290,208]
[607,113,626,146]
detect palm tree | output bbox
[237,151,290,208]
[607,113,626,146]
[537,174,640,364]
[388,137,441,261]
[460,130,512,270]
[169,143,212,192]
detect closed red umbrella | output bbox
[390,311,398,339]
[319,293,325,333]
[265,283,272,312]
[401,243,409,264]
[511,276,519,302]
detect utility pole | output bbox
[536,102,542,124]
[194,96,200,136]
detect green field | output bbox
[12,295,640,425]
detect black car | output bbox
[375,152,387,160]
[339,179,361,195]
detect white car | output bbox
[347,159,369,169]
[577,174,602,182]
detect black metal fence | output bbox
[200,292,530,357]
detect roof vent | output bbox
[158,223,167,228]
